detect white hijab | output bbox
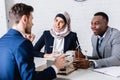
[50,11,71,39]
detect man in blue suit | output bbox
[0,3,66,80]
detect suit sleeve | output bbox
[95,33,120,68]
[34,31,46,57]
[70,32,80,50]
[15,40,56,80]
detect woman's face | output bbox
[54,17,66,32]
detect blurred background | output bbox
[1,0,120,56]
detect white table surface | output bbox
[34,57,120,80]
[56,69,120,80]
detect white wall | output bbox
[5,0,120,56]
[0,0,7,37]
[5,0,14,29]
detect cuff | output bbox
[89,60,98,68]
[51,65,58,74]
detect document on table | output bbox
[92,66,120,77]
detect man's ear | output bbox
[21,15,28,24]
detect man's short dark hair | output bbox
[94,12,109,22]
[9,3,34,24]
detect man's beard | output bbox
[25,27,31,34]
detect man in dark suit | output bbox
[0,3,66,80]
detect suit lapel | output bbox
[49,36,54,52]
[64,37,67,52]
[100,27,111,58]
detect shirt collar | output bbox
[97,28,108,39]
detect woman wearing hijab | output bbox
[34,12,80,58]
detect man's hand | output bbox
[54,54,67,71]
[25,33,35,42]
[75,50,85,59]
[73,58,90,69]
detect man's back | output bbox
[0,29,57,80]
[0,3,67,80]
[0,29,34,80]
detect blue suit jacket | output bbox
[0,29,56,80]
[34,31,79,57]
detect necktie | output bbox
[97,38,103,58]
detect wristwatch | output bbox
[89,61,95,68]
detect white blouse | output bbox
[52,38,64,54]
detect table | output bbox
[56,69,120,80]
[34,57,120,80]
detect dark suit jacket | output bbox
[34,31,79,57]
[0,29,56,80]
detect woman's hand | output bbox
[44,52,59,58]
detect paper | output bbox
[34,57,46,68]
[65,50,75,65]
[53,50,75,65]
[92,66,120,77]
